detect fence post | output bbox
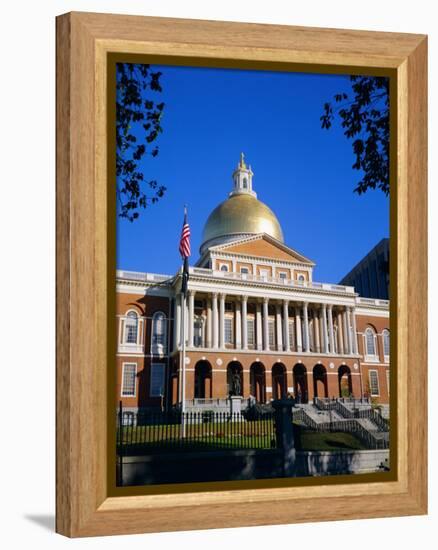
[272,399,296,477]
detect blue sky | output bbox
[116,64,389,283]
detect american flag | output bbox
[179,207,190,297]
[179,207,191,259]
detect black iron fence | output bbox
[117,406,276,454]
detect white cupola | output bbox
[230,152,256,198]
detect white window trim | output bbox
[123,309,141,346]
[150,311,167,356]
[382,330,390,363]
[224,315,234,345]
[368,369,380,397]
[268,318,276,347]
[193,314,205,348]
[121,362,137,397]
[247,317,255,348]
[150,363,166,397]
[364,329,379,362]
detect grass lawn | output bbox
[118,419,276,452]
[117,421,367,455]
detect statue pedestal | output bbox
[229,396,243,415]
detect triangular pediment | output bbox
[210,234,314,265]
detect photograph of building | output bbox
[114,62,391,486]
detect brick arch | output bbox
[194,360,212,399]
[250,362,266,403]
[271,363,287,400]
[313,364,328,398]
[293,363,308,404]
[338,365,353,397]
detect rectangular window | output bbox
[247,318,255,348]
[383,331,390,360]
[268,319,276,347]
[121,363,137,397]
[260,269,269,280]
[240,267,249,274]
[194,318,203,347]
[224,317,233,344]
[150,363,165,397]
[368,370,380,396]
[278,271,288,280]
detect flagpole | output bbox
[178,205,190,438]
[180,287,186,438]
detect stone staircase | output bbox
[293,399,390,450]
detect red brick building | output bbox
[116,155,390,412]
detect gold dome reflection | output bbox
[201,193,284,249]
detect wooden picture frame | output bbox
[56,11,427,537]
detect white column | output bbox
[346,306,353,355]
[342,309,349,354]
[219,293,226,348]
[337,311,344,354]
[351,307,358,354]
[263,297,269,351]
[276,304,283,351]
[206,298,212,348]
[313,309,320,353]
[241,295,248,350]
[174,295,181,351]
[212,292,218,349]
[283,300,290,352]
[235,299,242,349]
[256,301,263,350]
[303,302,310,353]
[188,290,195,347]
[328,304,335,354]
[295,306,302,352]
[322,304,329,354]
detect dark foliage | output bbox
[116,63,166,221]
[321,76,389,196]
[242,402,274,420]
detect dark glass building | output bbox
[339,238,389,300]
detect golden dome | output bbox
[201,193,284,251]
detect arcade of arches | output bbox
[171,359,361,405]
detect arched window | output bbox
[242,177,248,189]
[125,311,138,344]
[365,327,377,358]
[382,329,390,360]
[220,264,228,272]
[151,311,167,355]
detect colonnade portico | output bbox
[174,290,359,356]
